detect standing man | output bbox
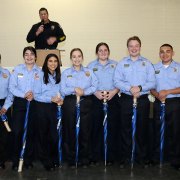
[151,44,180,170]
[27,7,66,49]
[114,36,155,168]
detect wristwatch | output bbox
[138,85,142,92]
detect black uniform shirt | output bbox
[26,20,66,49]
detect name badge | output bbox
[67,75,72,78]
[124,64,129,68]
[93,68,98,72]
[18,73,24,78]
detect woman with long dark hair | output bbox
[34,53,63,171]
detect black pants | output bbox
[62,95,92,165]
[153,98,180,165]
[119,93,150,163]
[0,99,12,163]
[12,97,36,165]
[35,101,58,166]
[90,94,120,162]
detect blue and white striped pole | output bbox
[75,96,80,168]
[18,101,30,172]
[160,101,165,168]
[57,105,62,167]
[0,105,11,132]
[131,97,137,169]
[103,91,108,167]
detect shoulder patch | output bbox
[85,71,90,77]
[2,73,8,78]
[155,70,160,74]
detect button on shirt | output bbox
[154,60,180,98]
[88,59,117,91]
[0,67,13,110]
[9,64,41,98]
[114,56,155,95]
[34,71,61,103]
[60,66,98,97]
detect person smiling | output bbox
[151,44,180,170]
[34,53,63,171]
[60,48,98,168]
[88,42,119,166]
[114,36,155,168]
[9,46,41,171]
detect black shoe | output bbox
[24,163,33,169]
[119,160,128,169]
[90,161,99,167]
[12,164,18,171]
[137,160,150,168]
[68,162,76,169]
[107,161,113,166]
[0,163,5,169]
[171,164,180,170]
[44,165,55,171]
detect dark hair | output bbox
[42,53,61,84]
[127,36,141,47]
[0,54,1,63]
[95,42,110,54]
[23,46,37,59]
[160,44,173,51]
[39,7,48,14]
[70,48,84,59]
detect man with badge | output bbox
[151,44,180,170]
[114,36,155,168]
[26,7,66,49]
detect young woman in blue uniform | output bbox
[88,43,119,165]
[34,53,63,171]
[9,46,41,170]
[61,48,98,167]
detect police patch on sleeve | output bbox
[85,71,90,77]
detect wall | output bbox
[0,0,180,68]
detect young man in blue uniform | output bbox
[151,44,180,170]
[114,36,155,168]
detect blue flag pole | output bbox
[103,91,108,167]
[0,105,11,132]
[18,101,30,172]
[75,96,80,168]
[131,97,137,169]
[160,101,165,168]
[57,105,62,167]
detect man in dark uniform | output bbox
[26,7,66,49]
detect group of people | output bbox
[0,7,180,172]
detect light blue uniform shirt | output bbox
[34,71,61,103]
[60,66,98,97]
[154,60,180,98]
[114,56,155,95]
[9,64,41,98]
[88,59,117,91]
[0,67,13,110]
